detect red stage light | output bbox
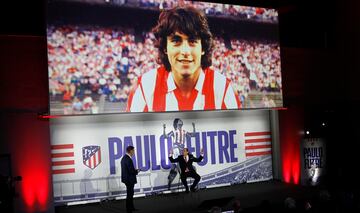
[279,106,303,184]
[7,114,52,212]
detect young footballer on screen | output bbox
[127,6,241,112]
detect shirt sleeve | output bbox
[223,81,241,109]
[126,83,148,112]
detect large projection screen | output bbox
[50,110,273,205]
[47,0,282,115]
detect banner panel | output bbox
[50,110,273,204]
[301,138,326,186]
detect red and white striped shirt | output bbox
[126,66,241,112]
[174,129,187,145]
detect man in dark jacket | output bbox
[169,147,204,193]
[121,146,140,213]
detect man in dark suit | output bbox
[121,146,140,213]
[169,147,204,193]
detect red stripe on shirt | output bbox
[235,90,242,108]
[126,79,138,112]
[139,77,148,112]
[202,68,215,110]
[221,78,231,109]
[153,66,168,112]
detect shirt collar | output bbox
[167,69,205,93]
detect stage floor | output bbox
[55,180,319,213]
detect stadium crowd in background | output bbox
[138,0,279,23]
[47,24,281,113]
[68,0,278,23]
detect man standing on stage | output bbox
[121,146,140,213]
[126,6,241,112]
[169,147,204,193]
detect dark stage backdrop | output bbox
[0,34,304,213]
[7,29,335,213]
[0,35,53,213]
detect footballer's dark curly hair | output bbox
[173,118,183,129]
[152,6,214,72]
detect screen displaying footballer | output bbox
[47,0,282,115]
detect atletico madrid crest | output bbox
[82,145,102,170]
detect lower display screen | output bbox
[50,110,273,205]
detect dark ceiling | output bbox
[0,0,338,48]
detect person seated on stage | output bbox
[168,147,204,193]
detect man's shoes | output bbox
[168,182,171,190]
[190,187,199,192]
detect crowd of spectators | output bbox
[137,0,278,23]
[212,38,281,107]
[209,189,359,213]
[47,25,281,113]
[63,0,278,23]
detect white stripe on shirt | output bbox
[130,84,147,112]
[213,71,227,109]
[140,69,157,111]
[224,83,238,109]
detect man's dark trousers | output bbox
[125,183,135,212]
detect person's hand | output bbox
[169,149,173,156]
[200,148,204,156]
